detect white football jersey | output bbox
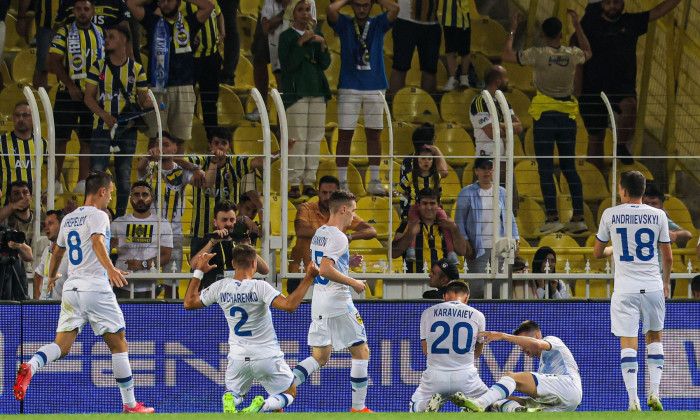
[596,203,671,293]
[420,301,485,371]
[56,206,112,292]
[200,278,282,360]
[539,336,582,386]
[309,225,355,318]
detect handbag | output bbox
[106,60,152,134]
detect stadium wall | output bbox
[0,301,698,413]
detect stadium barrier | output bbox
[0,300,698,413]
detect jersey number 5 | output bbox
[229,306,252,336]
[312,250,329,285]
[616,227,655,262]
[430,321,473,355]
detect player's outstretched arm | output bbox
[91,234,130,288]
[184,253,218,310]
[478,331,551,353]
[319,257,366,293]
[271,261,319,313]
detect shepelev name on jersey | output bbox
[434,307,474,319]
[64,215,88,228]
[219,291,259,304]
[610,213,659,225]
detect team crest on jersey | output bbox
[125,223,154,243]
[128,75,135,84]
[355,312,364,325]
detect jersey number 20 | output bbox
[430,321,473,354]
[616,227,655,262]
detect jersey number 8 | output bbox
[67,231,83,265]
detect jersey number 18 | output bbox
[616,227,655,262]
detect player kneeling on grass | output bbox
[184,244,319,413]
[409,280,489,412]
[460,320,582,412]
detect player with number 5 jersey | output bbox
[594,170,672,412]
[292,190,374,412]
[13,171,155,413]
[410,281,488,412]
[184,244,319,413]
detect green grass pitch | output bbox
[0,413,696,419]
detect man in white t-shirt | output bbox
[291,190,372,412]
[594,170,672,411]
[410,281,488,412]
[460,320,582,412]
[14,171,154,413]
[34,210,69,300]
[111,181,173,298]
[184,244,319,413]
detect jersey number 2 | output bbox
[616,227,655,262]
[229,306,252,336]
[430,321,473,354]
[67,231,83,265]
[312,250,329,285]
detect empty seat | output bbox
[233,122,280,156]
[470,17,507,59]
[538,232,586,273]
[355,196,400,240]
[469,52,493,84]
[269,195,296,238]
[232,56,255,93]
[504,88,532,131]
[392,87,441,125]
[664,195,698,237]
[217,86,246,126]
[330,125,369,167]
[440,89,479,129]
[237,15,257,51]
[434,123,476,167]
[502,61,534,95]
[583,235,609,273]
[514,159,557,203]
[381,120,416,162]
[610,161,654,184]
[516,196,546,239]
[440,165,462,204]
[239,0,260,17]
[325,52,342,93]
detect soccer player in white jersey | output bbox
[460,320,582,412]
[410,280,488,412]
[184,244,319,413]
[291,190,372,412]
[13,171,154,413]
[594,170,672,411]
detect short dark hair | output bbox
[444,280,470,296]
[9,180,31,195]
[411,123,435,151]
[232,244,257,268]
[484,66,503,86]
[46,209,66,223]
[14,101,29,111]
[213,200,237,218]
[85,171,113,196]
[130,180,153,194]
[643,182,664,202]
[542,17,563,39]
[692,275,700,294]
[328,190,356,213]
[513,320,541,336]
[620,170,646,198]
[318,175,340,189]
[107,24,131,43]
[208,126,232,143]
[162,132,184,147]
[417,187,440,203]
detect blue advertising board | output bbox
[0,301,698,413]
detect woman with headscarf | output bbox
[532,246,571,299]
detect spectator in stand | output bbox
[511,256,537,299]
[127,0,214,144]
[532,246,571,299]
[48,0,105,194]
[578,0,680,171]
[692,275,700,299]
[389,0,440,95]
[17,0,52,89]
[84,25,152,218]
[398,123,444,204]
[279,0,330,199]
[392,187,469,274]
[0,102,48,195]
[441,0,471,91]
[0,181,39,262]
[183,0,224,136]
[34,210,69,300]
[246,3,272,122]
[261,0,292,90]
[422,257,460,299]
[503,12,592,235]
[218,0,240,86]
[235,195,262,247]
[289,175,377,291]
[454,158,519,298]
[110,181,173,298]
[327,0,399,196]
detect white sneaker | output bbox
[629,400,642,411]
[73,180,86,194]
[443,76,459,92]
[55,180,64,194]
[425,393,446,412]
[339,180,349,191]
[447,251,459,265]
[537,219,564,235]
[366,179,387,196]
[459,75,470,88]
[647,393,663,411]
[564,219,588,234]
[244,109,260,122]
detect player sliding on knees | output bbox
[184,244,319,413]
[459,320,582,413]
[13,171,154,413]
[410,280,489,412]
[291,190,373,412]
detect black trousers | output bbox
[194,53,222,133]
[219,0,240,81]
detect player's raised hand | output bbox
[349,253,363,268]
[305,260,320,279]
[352,279,367,294]
[108,267,130,288]
[195,252,218,273]
[477,331,505,344]
[46,274,62,293]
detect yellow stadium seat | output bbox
[187,119,209,154]
[392,87,441,125]
[434,123,476,168]
[362,158,401,203]
[559,159,610,203]
[502,61,534,95]
[239,0,259,17]
[232,56,255,93]
[537,232,585,273]
[515,159,556,203]
[325,52,341,94]
[320,21,341,53]
[14,48,42,86]
[461,165,473,186]
[405,51,449,91]
[513,134,526,162]
[0,83,32,117]
[355,196,399,240]
[469,52,492,84]
[233,122,280,156]
[319,137,332,162]
[244,93,277,126]
[504,88,532,131]
[140,52,149,70]
[330,125,369,167]
[440,165,462,204]
[574,279,610,298]
[596,196,620,221]
[672,279,690,299]
[217,86,246,127]
[4,16,29,53]
[237,15,257,52]
[440,89,478,128]
[315,0,330,20]
[556,194,597,234]
[611,161,654,184]
[664,195,698,236]
[380,120,416,162]
[316,160,366,197]
[269,195,296,238]
[516,196,545,239]
[471,17,507,59]
[1,60,11,88]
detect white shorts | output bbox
[610,290,665,337]
[57,290,126,336]
[307,311,367,350]
[225,356,295,397]
[410,367,488,411]
[530,373,582,412]
[337,89,385,130]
